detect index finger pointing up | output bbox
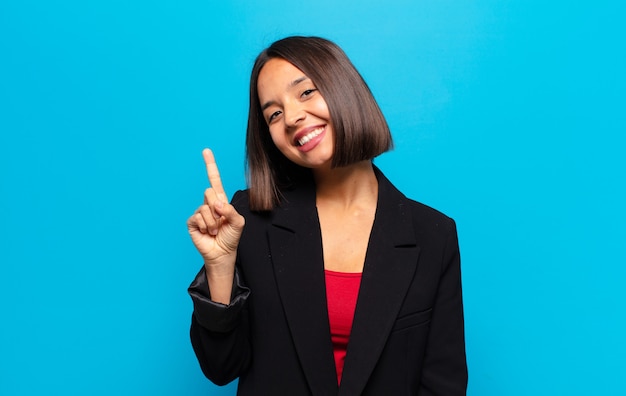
[202,148,227,200]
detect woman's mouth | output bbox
[296,126,325,147]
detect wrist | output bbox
[203,253,236,282]
[204,260,236,305]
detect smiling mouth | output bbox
[296,127,325,146]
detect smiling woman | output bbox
[258,58,335,169]
[186,36,467,395]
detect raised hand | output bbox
[187,149,245,302]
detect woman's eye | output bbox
[268,111,282,123]
[301,88,316,98]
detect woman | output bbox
[187,36,467,395]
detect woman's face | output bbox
[257,58,334,170]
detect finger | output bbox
[189,212,208,234]
[199,205,221,235]
[203,188,222,220]
[187,210,208,234]
[202,148,227,201]
[213,201,245,231]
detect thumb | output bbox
[214,200,245,230]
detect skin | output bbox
[258,58,335,171]
[187,148,245,304]
[187,58,379,304]
[258,59,378,273]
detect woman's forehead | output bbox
[257,58,311,98]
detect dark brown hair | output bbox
[246,36,393,211]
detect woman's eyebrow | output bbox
[289,76,309,87]
[261,76,311,111]
[261,101,273,111]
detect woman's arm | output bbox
[189,266,252,385]
[186,149,250,384]
[419,219,468,395]
[186,149,245,304]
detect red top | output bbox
[324,269,362,385]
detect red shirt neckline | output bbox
[325,269,362,385]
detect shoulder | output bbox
[403,197,458,251]
[231,189,252,214]
[230,189,277,228]
[405,196,455,229]
[376,167,456,239]
[230,178,316,218]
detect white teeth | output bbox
[297,127,324,146]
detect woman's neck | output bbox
[313,161,378,210]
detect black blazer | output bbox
[189,167,467,395]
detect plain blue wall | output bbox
[1,1,624,395]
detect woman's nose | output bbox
[284,102,306,127]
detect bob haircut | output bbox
[246,36,393,211]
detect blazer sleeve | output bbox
[188,265,252,386]
[419,218,468,395]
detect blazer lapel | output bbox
[339,168,421,395]
[267,181,339,395]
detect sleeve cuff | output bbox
[188,267,250,333]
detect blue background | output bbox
[1,1,624,395]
